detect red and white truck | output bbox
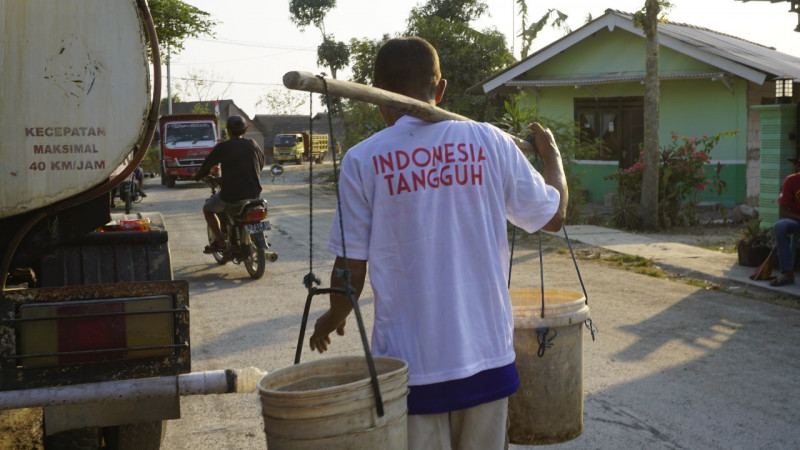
[158,114,219,188]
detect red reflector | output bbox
[244,209,267,222]
[19,295,175,368]
[57,303,126,363]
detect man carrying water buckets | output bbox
[310,36,568,449]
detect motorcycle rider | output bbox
[194,115,265,253]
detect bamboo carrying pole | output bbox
[282,71,531,151]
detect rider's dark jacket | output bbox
[195,137,265,202]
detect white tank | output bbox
[0,0,152,219]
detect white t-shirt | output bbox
[328,116,560,386]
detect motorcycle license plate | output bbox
[245,221,270,233]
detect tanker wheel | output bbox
[102,421,166,450]
[166,176,176,188]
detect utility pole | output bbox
[167,44,172,114]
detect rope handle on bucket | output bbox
[293,75,385,418]
[536,327,557,357]
[506,154,596,353]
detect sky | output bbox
[164,0,800,116]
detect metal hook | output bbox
[584,318,598,342]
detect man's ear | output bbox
[434,79,447,104]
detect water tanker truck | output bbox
[0,2,262,448]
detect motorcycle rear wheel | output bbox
[242,230,266,279]
[206,224,227,265]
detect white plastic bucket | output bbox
[258,356,409,450]
[508,288,590,445]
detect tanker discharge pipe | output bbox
[0,367,266,411]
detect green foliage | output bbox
[711,161,729,222]
[495,101,586,224]
[348,36,389,85]
[340,100,385,151]
[611,194,642,230]
[140,145,161,175]
[414,0,488,23]
[288,0,336,31]
[318,36,350,79]
[519,8,570,59]
[735,219,775,247]
[406,1,515,121]
[289,0,347,81]
[159,95,181,110]
[497,101,536,137]
[341,0,516,149]
[149,0,216,55]
[604,254,662,278]
[191,103,210,114]
[338,35,389,147]
[606,130,740,228]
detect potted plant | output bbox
[735,219,774,267]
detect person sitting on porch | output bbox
[771,157,800,287]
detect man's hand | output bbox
[309,257,366,353]
[525,123,558,156]
[526,122,568,232]
[309,310,347,353]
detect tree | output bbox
[337,36,388,148]
[406,0,515,121]
[148,0,216,56]
[348,36,388,85]
[413,0,488,23]
[634,1,672,230]
[256,89,309,115]
[517,4,570,59]
[288,0,335,32]
[318,36,350,79]
[288,0,350,79]
[178,68,230,102]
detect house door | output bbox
[620,107,644,169]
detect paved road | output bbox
[138,168,800,450]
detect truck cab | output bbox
[159,114,219,188]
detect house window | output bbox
[574,97,644,168]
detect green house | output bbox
[474,9,800,209]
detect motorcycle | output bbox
[114,171,145,214]
[203,176,278,279]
